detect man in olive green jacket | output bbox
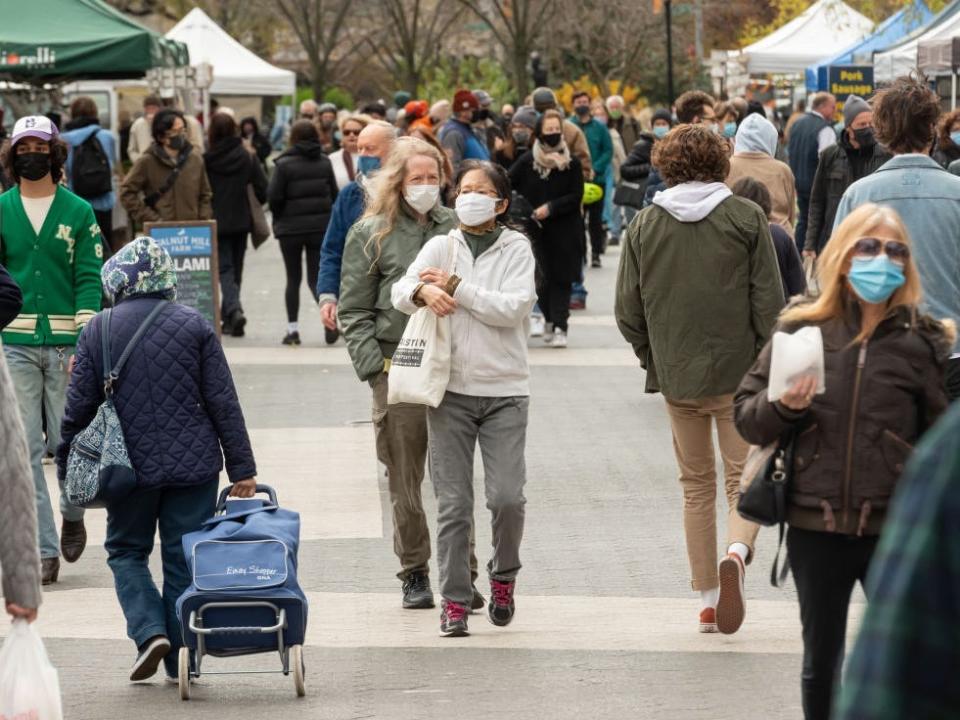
[615,125,783,636]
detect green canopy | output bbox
[0,0,188,80]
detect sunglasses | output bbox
[341,128,361,137]
[853,237,910,263]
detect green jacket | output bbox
[569,115,613,180]
[338,204,456,382]
[615,195,784,400]
[0,186,103,346]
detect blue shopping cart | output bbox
[175,484,308,699]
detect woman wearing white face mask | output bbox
[339,137,486,612]
[393,160,537,638]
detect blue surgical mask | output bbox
[723,121,737,138]
[357,155,381,175]
[653,126,669,139]
[848,255,905,304]
[951,131,960,146]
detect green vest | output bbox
[0,186,104,346]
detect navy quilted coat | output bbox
[56,296,256,488]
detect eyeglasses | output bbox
[853,237,910,263]
[342,128,361,137]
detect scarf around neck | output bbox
[532,139,571,179]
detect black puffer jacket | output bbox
[268,142,338,237]
[734,300,953,536]
[805,134,890,254]
[203,137,268,235]
[620,133,655,183]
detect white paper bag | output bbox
[387,235,457,407]
[767,325,827,402]
[0,620,63,720]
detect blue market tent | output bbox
[805,0,934,91]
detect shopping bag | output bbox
[248,184,271,249]
[767,325,826,402]
[803,254,820,295]
[0,620,63,720]
[388,235,457,407]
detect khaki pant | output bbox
[372,373,477,581]
[664,394,759,591]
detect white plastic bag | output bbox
[388,235,458,408]
[767,325,826,402]
[0,620,63,720]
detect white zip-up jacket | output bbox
[392,227,537,397]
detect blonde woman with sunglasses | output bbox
[733,203,955,720]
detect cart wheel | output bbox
[291,644,305,697]
[178,647,191,701]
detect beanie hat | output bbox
[652,108,674,127]
[473,89,493,107]
[511,105,539,130]
[843,95,870,127]
[532,87,557,113]
[453,89,479,112]
[404,100,428,119]
[394,91,412,108]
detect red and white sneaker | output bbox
[699,607,718,633]
[716,553,746,635]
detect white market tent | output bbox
[874,0,960,82]
[166,7,296,97]
[744,0,874,75]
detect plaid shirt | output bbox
[836,402,960,719]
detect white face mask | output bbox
[404,184,440,214]
[455,192,499,226]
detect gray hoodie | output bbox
[734,113,778,157]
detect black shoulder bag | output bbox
[145,146,193,210]
[737,431,796,587]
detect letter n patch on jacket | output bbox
[56,224,75,264]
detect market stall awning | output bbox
[166,8,296,97]
[744,0,874,75]
[0,0,187,80]
[805,0,934,91]
[874,0,960,82]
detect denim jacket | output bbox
[834,154,960,352]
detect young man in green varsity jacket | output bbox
[0,116,103,585]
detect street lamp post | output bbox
[666,0,674,103]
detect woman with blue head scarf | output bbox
[57,236,258,684]
[726,113,798,236]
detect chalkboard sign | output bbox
[144,220,220,333]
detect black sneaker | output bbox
[488,579,516,627]
[439,600,469,637]
[591,254,602,268]
[230,310,247,337]
[324,326,340,345]
[130,636,171,682]
[282,331,301,346]
[471,585,486,612]
[402,571,435,609]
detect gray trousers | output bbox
[427,391,528,606]
[372,373,479,581]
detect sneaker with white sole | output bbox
[542,323,555,344]
[549,329,568,348]
[716,554,746,634]
[130,636,171,682]
[530,314,545,337]
[699,607,718,633]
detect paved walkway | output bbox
[6,238,863,718]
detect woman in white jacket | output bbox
[393,160,537,638]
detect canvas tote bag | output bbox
[387,234,458,407]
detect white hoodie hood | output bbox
[734,112,778,157]
[652,181,732,223]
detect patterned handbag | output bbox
[65,302,168,508]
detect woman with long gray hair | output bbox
[339,137,483,612]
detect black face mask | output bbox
[167,134,187,151]
[14,152,52,182]
[512,130,531,145]
[852,127,875,148]
[541,132,562,148]
[574,105,591,117]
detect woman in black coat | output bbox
[203,113,267,337]
[240,116,272,168]
[268,120,338,345]
[509,109,584,347]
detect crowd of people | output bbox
[1,70,960,716]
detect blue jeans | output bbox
[602,173,615,228]
[3,344,83,559]
[104,478,218,677]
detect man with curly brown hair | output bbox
[834,72,960,400]
[615,123,784,636]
